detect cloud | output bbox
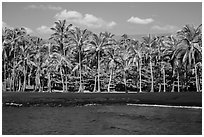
[151,25,178,32]
[2,21,11,29]
[55,10,116,29]
[36,25,54,34]
[2,22,33,34]
[23,27,33,34]
[24,27,33,34]
[25,4,62,11]
[127,17,154,24]
[107,21,117,28]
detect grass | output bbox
[2,92,202,107]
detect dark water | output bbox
[2,105,202,135]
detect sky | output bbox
[2,2,202,39]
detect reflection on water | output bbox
[2,105,202,135]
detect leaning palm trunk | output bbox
[150,56,154,92]
[108,69,113,93]
[195,65,200,92]
[97,52,101,93]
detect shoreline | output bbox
[2,92,202,107]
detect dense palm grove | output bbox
[2,20,202,93]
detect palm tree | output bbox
[171,24,202,92]
[49,51,72,92]
[102,44,119,92]
[117,35,133,93]
[50,20,72,56]
[142,34,157,92]
[87,32,114,92]
[69,27,90,92]
[8,28,27,91]
[128,40,143,92]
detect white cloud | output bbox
[127,17,154,24]
[2,22,33,34]
[36,25,53,34]
[55,10,116,29]
[107,21,117,28]
[2,21,11,29]
[23,27,33,34]
[151,25,178,32]
[25,4,62,11]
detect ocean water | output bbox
[2,105,202,135]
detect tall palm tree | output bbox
[69,27,90,92]
[87,32,114,92]
[117,37,132,93]
[128,40,143,92]
[16,35,32,92]
[171,24,202,92]
[50,20,72,56]
[8,28,27,91]
[142,34,157,92]
[49,51,72,92]
[102,44,120,92]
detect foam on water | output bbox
[126,104,202,109]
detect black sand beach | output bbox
[2,92,202,135]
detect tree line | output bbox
[2,20,202,93]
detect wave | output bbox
[126,104,202,109]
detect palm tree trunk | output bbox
[18,77,21,92]
[48,71,51,92]
[60,68,65,92]
[65,74,68,92]
[158,84,161,92]
[177,70,180,92]
[195,65,200,92]
[12,71,16,92]
[150,56,154,92]
[36,69,41,92]
[124,71,127,93]
[139,61,142,93]
[171,69,175,92]
[23,64,27,92]
[9,75,12,92]
[12,68,15,92]
[163,66,166,92]
[108,69,113,93]
[28,72,31,87]
[12,46,16,92]
[97,52,101,92]
[93,75,97,92]
[78,51,83,93]
[4,62,7,91]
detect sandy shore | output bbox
[2,92,202,107]
[3,104,202,135]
